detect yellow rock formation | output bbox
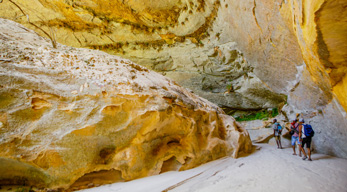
[0,0,345,112]
[0,0,217,48]
[0,18,252,190]
[289,0,347,111]
[0,0,346,188]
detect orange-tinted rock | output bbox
[0,18,252,190]
[290,0,347,111]
[0,0,346,165]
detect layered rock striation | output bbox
[0,0,346,157]
[0,18,252,190]
[0,0,345,111]
[0,0,288,112]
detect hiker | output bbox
[298,118,313,161]
[290,119,301,156]
[272,119,283,149]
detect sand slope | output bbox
[79,144,347,192]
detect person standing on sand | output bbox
[290,119,301,156]
[298,118,312,161]
[272,119,283,149]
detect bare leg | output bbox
[307,148,312,161]
[301,145,307,160]
[279,139,283,149]
[292,145,296,155]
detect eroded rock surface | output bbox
[0,19,252,190]
[0,0,288,112]
[0,1,345,111]
[0,0,346,160]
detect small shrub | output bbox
[234,108,279,122]
[226,84,232,91]
[271,108,279,117]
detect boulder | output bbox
[0,18,252,190]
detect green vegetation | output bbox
[226,84,232,91]
[271,107,278,117]
[234,108,279,121]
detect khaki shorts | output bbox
[274,135,281,141]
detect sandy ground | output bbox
[77,144,347,192]
[1,144,346,192]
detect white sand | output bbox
[80,144,347,192]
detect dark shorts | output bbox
[302,137,312,148]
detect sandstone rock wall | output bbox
[0,0,346,157]
[0,18,252,190]
[284,0,347,158]
[206,0,347,157]
[0,0,288,112]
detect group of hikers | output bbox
[272,118,315,161]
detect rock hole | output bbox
[98,147,116,164]
[101,105,121,115]
[162,86,168,91]
[160,157,182,173]
[167,139,180,146]
[166,106,173,115]
[70,169,124,191]
[31,97,51,110]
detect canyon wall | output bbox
[0,1,346,155]
[0,18,252,190]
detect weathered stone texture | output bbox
[0,0,288,112]
[0,0,346,159]
[0,19,252,190]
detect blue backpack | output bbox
[303,124,315,137]
[275,123,282,134]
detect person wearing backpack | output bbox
[272,119,283,149]
[290,119,301,156]
[298,118,314,161]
